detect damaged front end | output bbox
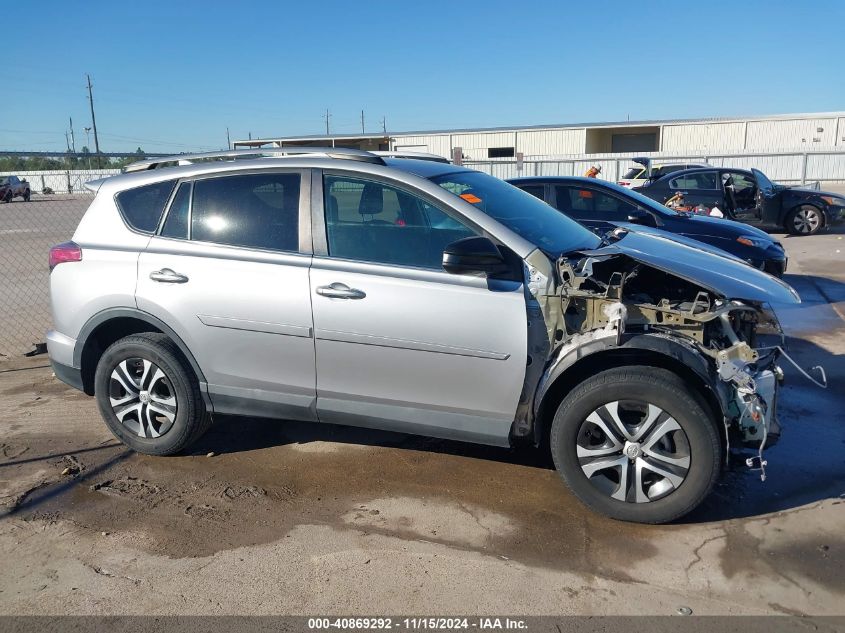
[519,228,821,480]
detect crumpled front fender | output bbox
[532,331,732,440]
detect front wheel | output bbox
[785,205,823,235]
[550,366,721,523]
[2,190,11,203]
[94,332,211,455]
[23,189,30,202]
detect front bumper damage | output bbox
[520,238,826,482]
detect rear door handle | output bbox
[150,268,189,284]
[316,282,366,300]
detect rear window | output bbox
[622,167,645,179]
[115,180,176,233]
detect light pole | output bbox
[84,127,92,170]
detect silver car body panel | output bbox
[309,256,527,446]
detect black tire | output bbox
[785,205,823,235]
[23,189,30,202]
[2,190,11,203]
[94,332,211,456]
[549,366,721,524]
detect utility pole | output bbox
[323,109,331,135]
[380,117,387,134]
[69,117,76,153]
[226,127,231,149]
[83,127,92,170]
[65,132,72,152]
[361,110,365,134]
[86,74,101,166]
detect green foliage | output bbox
[0,148,148,172]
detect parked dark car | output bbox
[0,175,31,202]
[507,176,788,276]
[633,166,845,235]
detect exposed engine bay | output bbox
[519,230,827,480]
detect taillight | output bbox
[618,181,630,187]
[49,241,82,271]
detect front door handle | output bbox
[150,268,189,284]
[316,282,366,300]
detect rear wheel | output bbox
[785,205,823,235]
[550,366,720,523]
[2,190,11,203]
[23,189,30,202]
[94,333,211,455]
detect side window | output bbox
[190,173,300,252]
[160,182,191,238]
[115,180,177,233]
[669,171,718,190]
[592,191,636,218]
[323,175,477,269]
[517,184,545,201]
[554,186,582,213]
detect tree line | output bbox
[0,147,149,172]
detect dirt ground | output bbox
[0,227,843,616]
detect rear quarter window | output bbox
[115,180,177,233]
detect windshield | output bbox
[0,177,8,186]
[430,171,601,256]
[622,167,645,179]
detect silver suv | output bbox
[47,148,799,523]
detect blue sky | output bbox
[4,0,844,153]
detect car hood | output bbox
[670,213,774,241]
[579,228,799,304]
[612,222,748,259]
[784,185,844,199]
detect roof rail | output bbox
[371,151,450,164]
[122,147,386,173]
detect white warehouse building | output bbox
[234,111,845,183]
[235,111,845,158]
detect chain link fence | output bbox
[0,187,94,358]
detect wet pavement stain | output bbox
[8,415,660,580]
[720,521,845,594]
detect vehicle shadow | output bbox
[189,414,554,470]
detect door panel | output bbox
[137,241,317,420]
[136,169,317,421]
[310,259,527,446]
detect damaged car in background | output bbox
[48,149,824,525]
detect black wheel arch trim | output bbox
[531,332,730,445]
[74,307,210,404]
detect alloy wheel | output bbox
[109,357,177,438]
[792,207,821,234]
[576,400,691,503]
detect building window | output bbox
[488,147,515,158]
